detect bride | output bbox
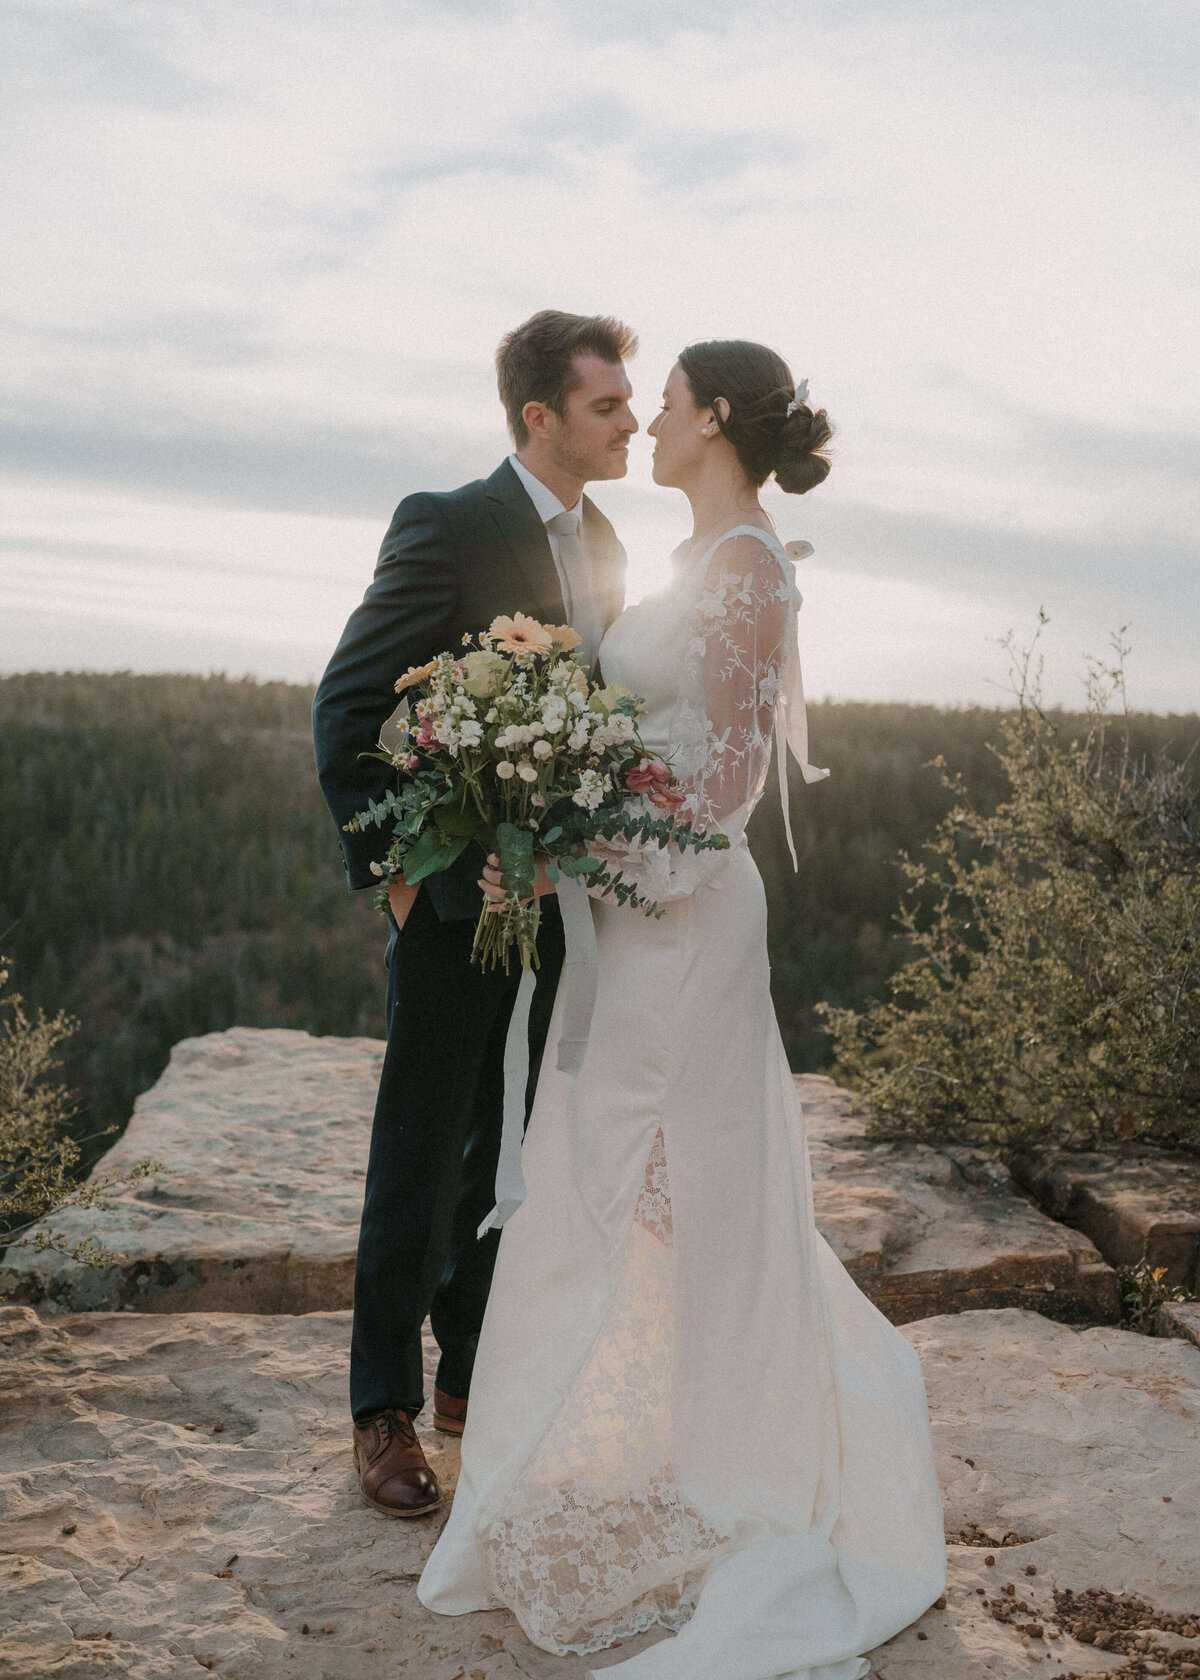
[417,340,947,1680]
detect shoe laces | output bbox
[376,1407,417,1449]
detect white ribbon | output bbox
[478,875,598,1237]
[477,965,537,1238]
[774,547,830,869]
[554,875,599,1075]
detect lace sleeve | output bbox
[591,532,794,903]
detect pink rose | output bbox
[649,784,687,810]
[625,756,672,796]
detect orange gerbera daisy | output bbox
[394,660,438,693]
[488,612,554,655]
[544,623,583,652]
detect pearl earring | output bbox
[702,425,716,436]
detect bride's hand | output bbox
[479,853,557,909]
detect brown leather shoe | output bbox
[432,1387,467,1435]
[352,1408,442,1517]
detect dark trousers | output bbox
[349,886,565,1424]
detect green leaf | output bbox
[433,804,484,838]
[401,829,472,883]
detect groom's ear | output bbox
[521,399,559,443]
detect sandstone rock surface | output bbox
[1,1033,1119,1325]
[1159,1300,1200,1351]
[2,1304,1197,1680]
[1013,1145,1200,1293]
[0,1029,384,1314]
[802,1075,1120,1323]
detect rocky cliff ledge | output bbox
[1,1028,1120,1324]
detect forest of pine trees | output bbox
[2,670,1194,1161]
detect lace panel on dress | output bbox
[480,1130,730,1655]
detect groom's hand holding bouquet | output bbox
[344,610,728,972]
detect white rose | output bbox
[496,761,516,780]
[532,739,552,759]
[517,762,538,782]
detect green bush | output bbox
[821,626,1200,1153]
[0,958,157,1270]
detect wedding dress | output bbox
[417,526,946,1680]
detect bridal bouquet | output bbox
[344,612,728,971]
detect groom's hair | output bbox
[496,310,638,447]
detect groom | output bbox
[313,310,638,1517]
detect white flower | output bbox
[532,738,552,759]
[572,768,607,810]
[496,761,516,780]
[606,713,634,742]
[529,721,546,738]
[530,792,545,807]
[459,720,484,746]
[567,731,587,753]
[369,860,384,876]
[485,707,498,723]
[517,762,538,782]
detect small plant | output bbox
[820,619,1200,1154]
[1117,1258,1193,1335]
[1,957,160,1278]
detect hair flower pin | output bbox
[786,378,809,417]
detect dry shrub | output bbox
[821,623,1199,1153]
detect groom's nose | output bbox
[619,402,638,436]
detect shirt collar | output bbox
[508,454,582,529]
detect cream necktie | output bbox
[546,511,601,674]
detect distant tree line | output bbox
[1,670,1194,1161]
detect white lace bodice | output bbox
[594,524,826,900]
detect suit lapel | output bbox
[483,460,565,623]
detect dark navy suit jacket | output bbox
[313,458,627,920]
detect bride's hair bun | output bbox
[774,402,833,495]
[677,339,833,496]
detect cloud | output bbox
[1,0,1196,708]
[0,393,494,517]
[0,3,224,109]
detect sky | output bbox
[2,0,1198,711]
